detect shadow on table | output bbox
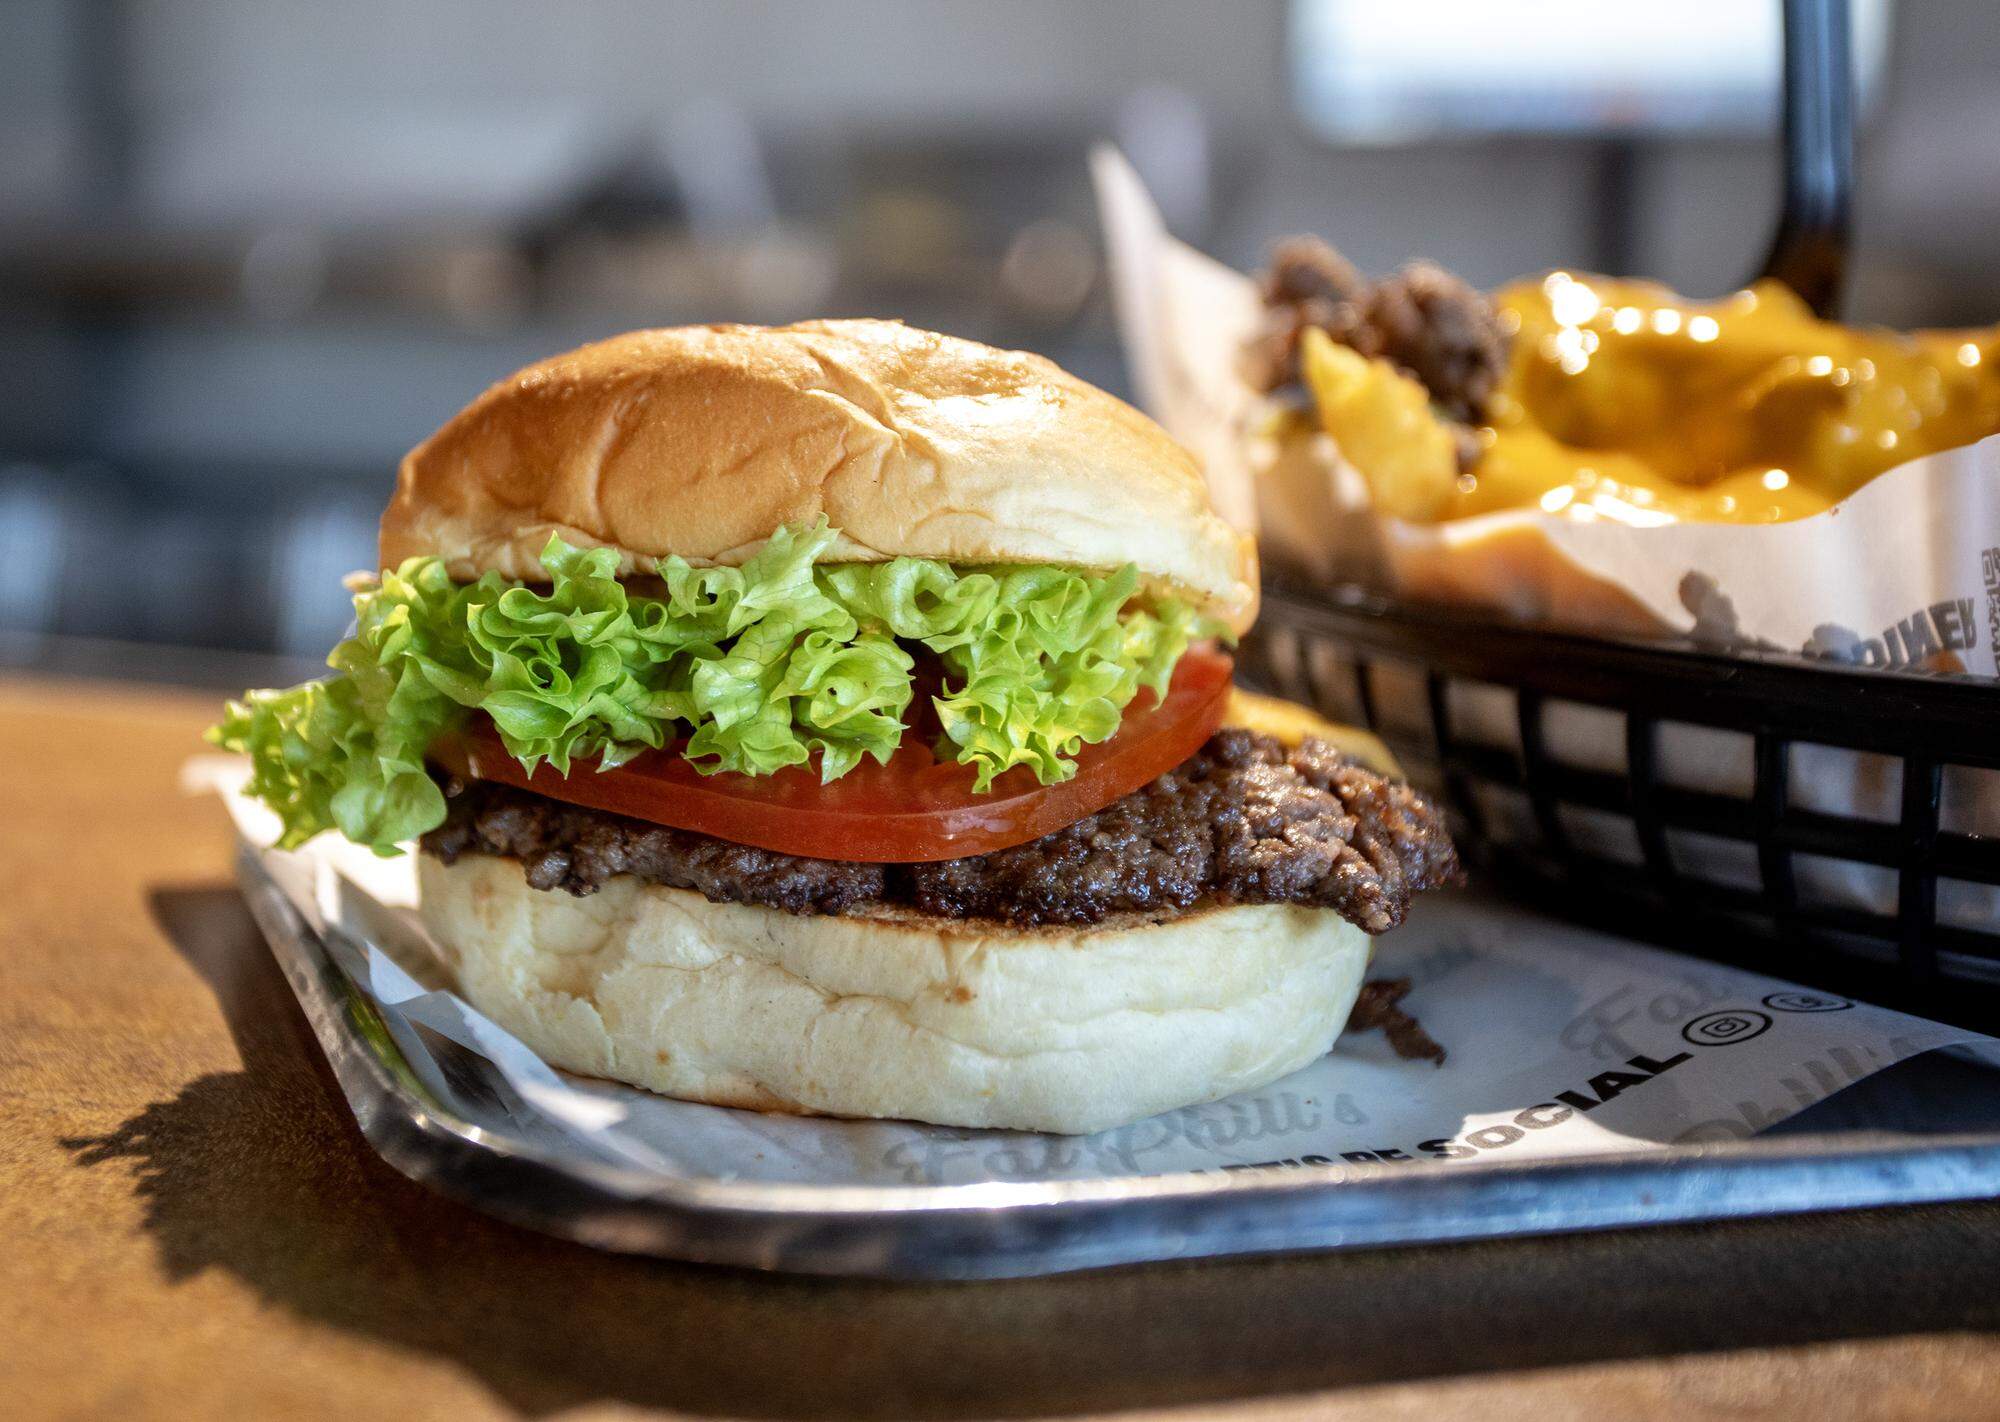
[56,883,2000,1421]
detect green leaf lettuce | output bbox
[209,521,1214,854]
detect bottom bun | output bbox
[418,855,1372,1134]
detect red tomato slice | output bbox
[430,648,1233,863]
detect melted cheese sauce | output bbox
[1441,274,2000,525]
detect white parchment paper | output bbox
[1092,147,2000,677]
[193,759,1997,1194]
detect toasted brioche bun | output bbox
[419,853,1370,1134]
[381,319,1258,633]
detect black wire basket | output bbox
[1242,584,2000,1031]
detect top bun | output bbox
[379,319,1257,632]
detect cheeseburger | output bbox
[215,319,1458,1134]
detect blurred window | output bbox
[1290,0,1892,141]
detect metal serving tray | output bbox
[237,847,2000,1280]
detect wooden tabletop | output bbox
[4,669,1998,1421]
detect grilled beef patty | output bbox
[422,729,1461,932]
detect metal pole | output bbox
[1756,0,1855,316]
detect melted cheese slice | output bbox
[1223,687,1401,777]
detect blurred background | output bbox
[3,0,1998,681]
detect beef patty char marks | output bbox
[424,790,885,917]
[423,729,1460,932]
